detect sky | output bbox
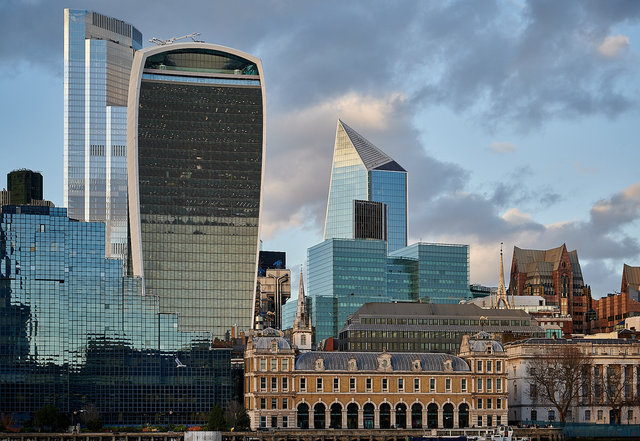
[1,0,640,299]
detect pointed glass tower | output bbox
[323,120,407,252]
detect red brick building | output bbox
[590,264,640,333]
[509,244,591,334]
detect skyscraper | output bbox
[64,9,142,262]
[128,43,265,338]
[324,120,407,253]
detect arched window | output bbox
[427,403,438,428]
[379,403,391,429]
[411,403,423,428]
[330,402,342,429]
[395,403,407,428]
[297,402,309,429]
[459,403,470,428]
[443,403,454,429]
[347,403,359,429]
[363,403,375,429]
[313,402,326,429]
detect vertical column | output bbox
[326,407,331,429]
[454,405,459,428]
[342,408,348,429]
[390,408,396,429]
[438,409,443,428]
[422,407,428,429]
[358,408,364,428]
[374,408,380,429]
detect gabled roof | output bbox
[339,120,406,172]
[624,264,640,288]
[514,244,583,278]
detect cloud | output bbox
[597,34,630,57]
[489,142,516,154]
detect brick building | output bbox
[509,244,591,334]
[245,328,507,431]
[590,264,640,334]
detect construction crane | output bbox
[149,32,202,46]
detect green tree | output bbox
[206,404,228,431]
[34,405,70,432]
[81,404,103,431]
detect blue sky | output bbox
[1,0,639,298]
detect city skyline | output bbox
[2,1,640,297]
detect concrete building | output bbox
[127,42,265,337]
[245,329,507,430]
[509,244,592,334]
[64,9,142,262]
[338,302,544,354]
[505,338,640,425]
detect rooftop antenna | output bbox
[149,32,202,46]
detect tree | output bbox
[206,404,228,431]
[224,401,250,431]
[602,365,627,424]
[34,405,70,432]
[81,404,103,431]
[528,344,592,423]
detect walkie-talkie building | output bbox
[128,43,266,338]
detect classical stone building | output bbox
[245,329,507,430]
[509,244,591,334]
[505,338,640,425]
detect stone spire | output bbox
[292,267,312,351]
[494,243,511,309]
[293,268,309,330]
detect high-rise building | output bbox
[509,244,592,334]
[127,43,265,338]
[7,170,43,205]
[63,9,142,262]
[0,204,232,425]
[324,120,407,253]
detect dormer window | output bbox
[271,341,278,352]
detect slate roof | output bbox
[253,328,292,350]
[624,264,640,289]
[339,120,406,172]
[513,244,583,279]
[350,302,531,318]
[295,351,470,372]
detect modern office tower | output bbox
[509,244,591,333]
[128,43,265,338]
[308,240,472,343]
[255,251,289,329]
[7,170,43,204]
[324,120,407,253]
[0,204,232,425]
[64,9,142,262]
[258,250,286,276]
[390,243,471,304]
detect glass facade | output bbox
[391,243,471,303]
[0,206,232,425]
[307,240,471,341]
[64,9,141,263]
[323,121,407,253]
[129,45,265,338]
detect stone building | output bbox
[505,338,640,425]
[245,329,507,430]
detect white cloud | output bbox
[597,34,630,57]
[489,141,516,154]
[502,208,531,224]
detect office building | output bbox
[7,170,43,205]
[255,251,290,330]
[127,42,266,338]
[324,120,407,253]
[64,9,142,262]
[308,239,472,343]
[245,329,507,430]
[338,302,543,354]
[258,251,286,277]
[0,204,232,425]
[509,244,592,334]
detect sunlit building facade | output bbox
[64,9,142,262]
[324,120,407,253]
[0,205,232,425]
[127,43,266,337]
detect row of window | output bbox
[257,357,291,372]
[257,376,478,393]
[359,317,529,326]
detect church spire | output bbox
[494,242,511,309]
[293,267,309,330]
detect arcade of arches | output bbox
[296,400,472,429]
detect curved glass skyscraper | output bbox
[324,120,407,252]
[127,43,265,337]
